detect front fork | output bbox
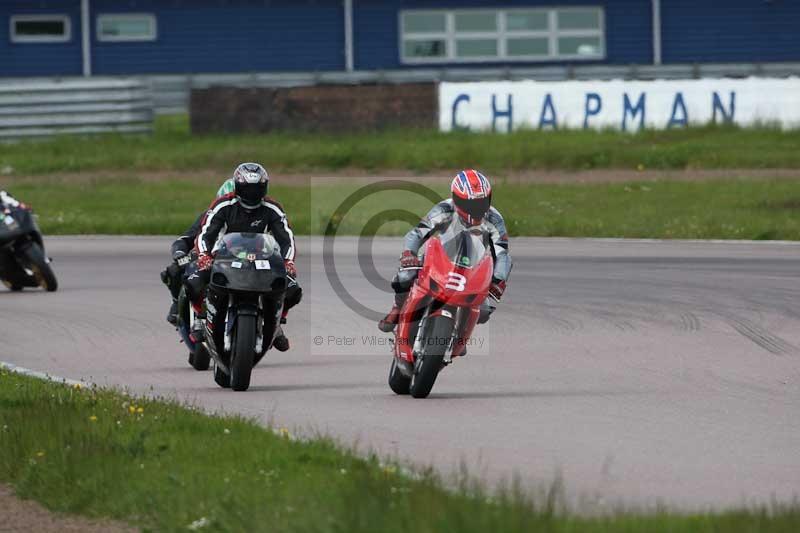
[223,294,264,354]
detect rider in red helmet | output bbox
[378,170,512,337]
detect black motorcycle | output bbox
[0,204,57,292]
[201,232,287,391]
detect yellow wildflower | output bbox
[136,407,144,414]
[36,451,45,458]
[89,415,98,422]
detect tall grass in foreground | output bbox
[1,371,798,532]
[5,178,800,240]
[2,115,800,175]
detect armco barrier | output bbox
[0,80,153,140]
[4,61,800,115]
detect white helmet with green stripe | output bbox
[217,179,235,198]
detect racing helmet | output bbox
[451,169,492,226]
[232,163,269,209]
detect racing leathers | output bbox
[161,212,204,322]
[382,199,512,339]
[184,193,302,346]
[162,179,237,324]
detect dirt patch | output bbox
[7,168,800,186]
[0,484,136,533]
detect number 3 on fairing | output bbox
[445,272,467,291]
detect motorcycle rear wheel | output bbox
[388,358,411,395]
[189,343,211,371]
[230,314,256,391]
[22,243,57,292]
[409,314,454,399]
[214,364,230,388]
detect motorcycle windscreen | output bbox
[438,219,490,269]
[215,232,281,261]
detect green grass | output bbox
[1,370,798,532]
[6,177,800,240]
[2,115,800,175]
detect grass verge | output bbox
[1,370,799,532]
[6,177,800,239]
[2,115,800,175]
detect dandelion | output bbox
[128,405,136,414]
[136,407,144,414]
[187,517,210,531]
[279,427,290,438]
[73,383,82,390]
[36,451,45,458]
[89,415,98,422]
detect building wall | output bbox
[2,0,800,78]
[90,0,345,75]
[0,0,83,76]
[354,0,653,70]
[661,0,800,63]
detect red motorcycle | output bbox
[388,220,494,398]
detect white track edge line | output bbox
[0,361,91,388]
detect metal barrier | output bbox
[3,62,800,116]
[0,79,153,139]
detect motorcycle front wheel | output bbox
[409,314,454,399]
[22,243,57,292]
[230,314,256,391]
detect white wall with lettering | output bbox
[439,77,800,132]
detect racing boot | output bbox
[272,325,289,352]
[166,299,178,326]
[378,304,400,333]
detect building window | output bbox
[400,7,605,64]
[97,14,156,42]
[10,15,71,43]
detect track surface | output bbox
[2,236,799,511]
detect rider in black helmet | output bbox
[182,163,301,352]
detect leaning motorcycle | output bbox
[201,232,287,391]
[0,203,57,292]
[388,219,493,398]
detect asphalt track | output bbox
[2,236,799,511]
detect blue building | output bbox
[1,0,799,78]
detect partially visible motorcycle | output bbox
[200,233,287,391]
[172,253,212,371]
[0,203,57,292]
[388,218,494,398]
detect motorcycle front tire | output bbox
[409,314,454,399]
[22,243,57,292]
